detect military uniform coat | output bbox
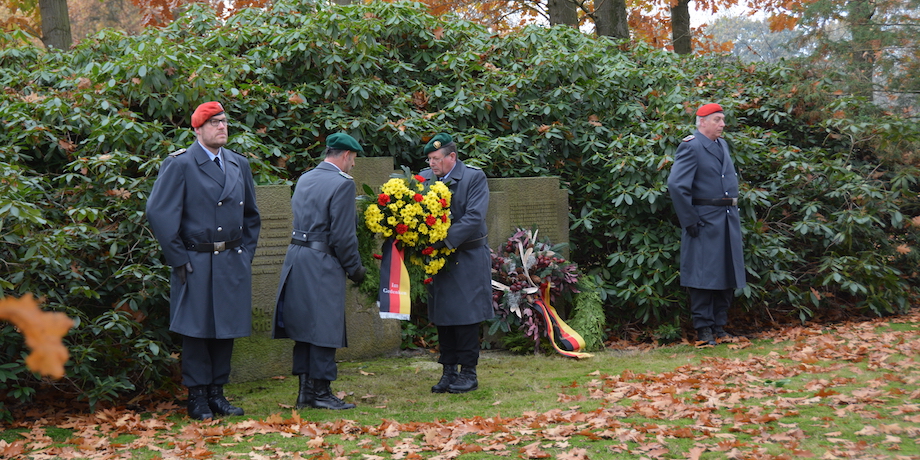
[146,142,262,339]
[272,162,364,348]
[667,130,746,290]
[420,161,495,326]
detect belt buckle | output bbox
[213,241,226,252]
[731,198,738,206]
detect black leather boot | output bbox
[310,379,355,410]
[296,374,314,409]
[187,385,214,421]
[712,325,736,340]
[431,364,458,393]
[448,366,478,393]
[207,384,244,416]
[696,327,716,346]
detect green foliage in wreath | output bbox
[566,276,606,351]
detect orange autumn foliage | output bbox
[0,294,73,379]
[406,0,800,54]
[126,0,272,27]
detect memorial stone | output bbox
[230,158,569,382]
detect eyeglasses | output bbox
[207,118,230,127]
[427,153,451,164]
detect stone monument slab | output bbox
[230,159,569,383]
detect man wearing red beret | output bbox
[146,101,262,420]
[667,103,746,346]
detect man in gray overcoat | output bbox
[146,101,262,420]
[420,133,494,394]
[273,133,366,411]
[667,103,746,346]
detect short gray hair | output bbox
[323,147,349,158]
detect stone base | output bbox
[230,285,402,382]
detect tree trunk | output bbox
[39,0,73,50]
[670,0,691,55]
[847,0,877,100]
[548,0,578,27]
[595,0,629,39]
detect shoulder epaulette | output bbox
[168,148,187,157]
[682,135,695,142]
[339,171,353,180]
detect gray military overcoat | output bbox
[667,130,746,290]
[420,161,495,326]
[272,162,364,348]
[146,142,262,339]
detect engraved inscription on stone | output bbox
[510,205,558,237]
[486,176,569,254]
[250,186,293,333]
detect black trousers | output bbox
[688,288,732,330]
[181,335,234,387]
[437,323,481,368]
[292,341,338,381]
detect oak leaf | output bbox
[0,295,73,379]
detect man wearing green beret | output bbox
[420,133,494,393]
[272,132,367,410]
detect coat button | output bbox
[217,227,223,232]
[213,250,219,255]
[239,201,244,206]
[237,249,243,254]
[218,201,223,206]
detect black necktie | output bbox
[214,156,222,171]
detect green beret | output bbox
[423,133,453,156]
[326,132,363,152]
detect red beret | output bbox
[696,103,723,117]
[191,101,224,128]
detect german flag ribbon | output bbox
[377,239,411,320]
[531,284,593,359]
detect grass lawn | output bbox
[2,311,919,459]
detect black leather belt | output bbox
[184,237,242,253]
[692,198,738,206]
[290,239,334,256]
[457,235,488,251]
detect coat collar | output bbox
[442,160,467,186]
[696,130,725,163]
[188,142,241,199]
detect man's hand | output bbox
[686,223,700,238]
[431,240,446,250]
[175,262,194,284]
[349,265,366,284]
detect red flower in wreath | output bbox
[439,198,448,207]
[372,253,383,260]
[441,214,448,223]
[425,215,437,226]
[413,193,424,203]
[423,277,433,285]
[414,175,426,182]
[422,246,434,255]
[378,193,390,206]
[396,223,409,234]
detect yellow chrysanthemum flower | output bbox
[362,172,458,277]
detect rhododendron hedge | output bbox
[1,0,919,410]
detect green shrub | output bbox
[1,0,918,409]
